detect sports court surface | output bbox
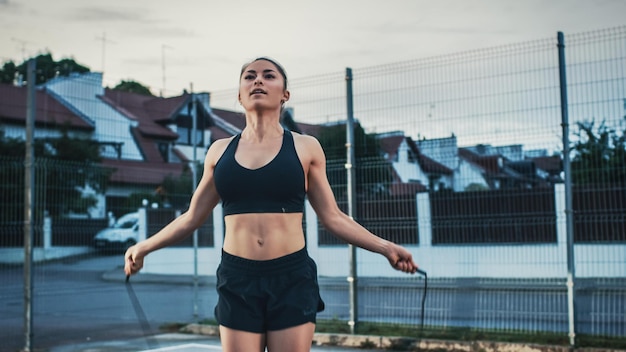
[48,332,375,352]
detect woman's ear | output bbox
[282,90,290,103]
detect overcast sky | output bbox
[1,0,624,96]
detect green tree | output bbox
[113,80,155,96]
[0,53,91,85]
[0,131,27,221]
[0,129,113,219]
[124,192,161,213]
[571,119,626,185]
[158,162,204,210]
[317,123,393,196]
[0,61,18,83]
[39,131,113,216]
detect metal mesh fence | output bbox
[2,26,625,349]
[211,26,626,339]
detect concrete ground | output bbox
[47,331,384,352]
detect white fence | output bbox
[141,184,626,279]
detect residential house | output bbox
[2,70,561,218]
[379,133,560,193]
[0,82,93,140]
[416,135,488,192]
[460,144,557,189]
[377,131,451,194]
[1,72,305,219]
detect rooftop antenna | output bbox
[161,44,173,97]
[95,32,116,75]
[11,37,33,61]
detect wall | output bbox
[141,184,626,279]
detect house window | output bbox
[158,143,169,162]
[176,115,204,146]
[408,149,417,163]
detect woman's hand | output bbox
[385,242,418,274]
[124,244,145,277]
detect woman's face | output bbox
[238,59,289,112]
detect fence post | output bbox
[137,206,147,242]
[345,67,358,334]
[557,31,577,349]
[43,214,52,250]
[416,193,432,248]
[190,85,200,318]
[23,57,36,352]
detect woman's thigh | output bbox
[266,322,316,352]
[219,325,266,352]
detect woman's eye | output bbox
[264,74,275,79]
[244,75,255,80]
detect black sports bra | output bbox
[213,130,305,216]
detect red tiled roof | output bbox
[378,135,405,160]
[405,138,453,175]
[144,95,189,122]
[102,158,187,185]
[418,152,453,175]
[296,122,323,137]
[103,89,185,121]
[130,127,164,162]
[211,108,246,131]
[530,155,562,174]
[0,83,93,130]
[101,89,181,139]
[389,182,428,196]
[459,148,500,174]
[209,108,323,141]
[377,135,453,175]
[208,126,233,141]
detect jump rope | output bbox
[125,275,160,349]
[416,268,428,334]
[126,269,428,347]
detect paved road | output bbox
[2,254,214,352]
[46,332,379,352]
[2,253,624,351]
[1,254,380,352]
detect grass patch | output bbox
[159,322,189,332]
[193,318,624,349]
[314,319,626,349]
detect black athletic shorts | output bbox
[214,247,325,333]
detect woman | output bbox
[124,57,418,352]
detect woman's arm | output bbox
[124,139,227,276]
[302,136,418,274]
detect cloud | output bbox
[65,6,151,23]
[61,5,198,40]
[132,26,199,39]
[0,0,21,12]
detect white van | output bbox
[93,212,139,252]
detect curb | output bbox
[179,323,625,352]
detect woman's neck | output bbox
[242,111,283,142]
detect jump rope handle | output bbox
[415,268,427,333]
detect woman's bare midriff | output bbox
[222,212,306,260]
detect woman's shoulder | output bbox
[291,132,325,161]
[291,131,320,146]
[205,135,237,162]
